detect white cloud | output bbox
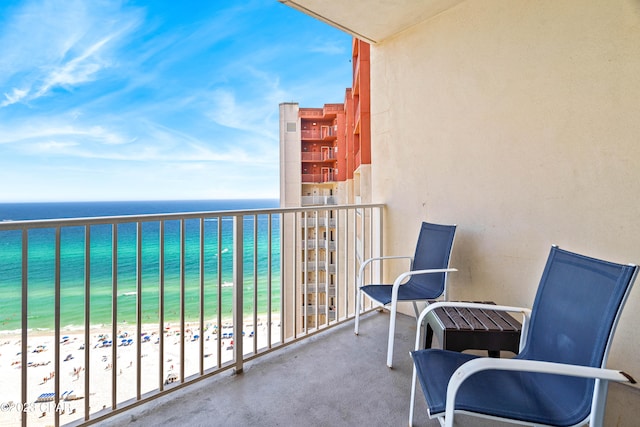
[33,140,79,151]
[0,116,275,165]
[310,40,348,55]
[34,38,111,98]
[205,75,284,140]
[1,88,28,107]
[0,0,143,106]
[0,122,128,147]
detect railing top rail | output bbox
[0,203,385,230]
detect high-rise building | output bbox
[279,39,371,330]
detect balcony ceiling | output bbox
[279,0,465,44]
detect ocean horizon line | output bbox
[0,197,280,204]
[0,198,280,221]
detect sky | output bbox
[0,0,353,202]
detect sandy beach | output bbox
[0,317,280,427]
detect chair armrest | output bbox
[444,357,636,427]
[357,255,413,288]
[392,268,458,299]
[414,301,531,352]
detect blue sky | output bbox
[0,0,353,202]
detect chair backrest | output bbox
[519,246,637,368]
[407,222,457,297]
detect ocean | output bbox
[0,199,280,332]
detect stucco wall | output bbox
[371,0,640,377]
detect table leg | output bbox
[425,324,434,349]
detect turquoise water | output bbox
[0,200,280,331]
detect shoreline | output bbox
[0,315,281,426]
[0,304,282,336]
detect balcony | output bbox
[300,130,321,140]
[301,217,336,228]
[301,152,323,161]
[322,103,343,115]
[304,239,336,250]
[300,196,337,206]
[301,283,335,293]
[2,202,633,426]
[301,149,335,162]
[301,172,335,184]
[321,125,337,140]
[322,150,335,161]
[0,204,384,426]
[304,261,336,274]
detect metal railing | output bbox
[0,204,383,426]
[301,150,335,162]
[301,173,335,183]
[301,130,321,140]
[300,196,337,206]
[301,152,323,161]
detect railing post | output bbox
[179,219,186,383]
[54,227,61,427]
[111,224,118,409]
[84,225,91,421]
[136,222,143,399]
[20,229,28,427]
[233,215,244,373]
[159,221,165,390]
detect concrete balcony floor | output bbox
[101,311,507,427]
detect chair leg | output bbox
[589,379,609,427]
[387,302,397,368]
[412,301,420,318]
[354,289,362,335]
[409,363,418,426]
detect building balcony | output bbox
[301,217,336,228]
[0,204,384,426]
[301,129,322,140]
[300,195,337,206]
[304,239,336,250]
[322,103,343,116]
[301,283,335,294]
[301,173,336,183]
[322,151,335,161]
[301,149,335,162]
[302,303,331,312]
[301,173,323,183]
[302,306,337,324]
[301,152,323,161]
[321,125,337,140]
[304,261,336,274]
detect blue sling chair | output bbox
[354,222,457,368]
[409,246,638,427]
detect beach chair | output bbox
[354,222,457,367]
[409,246,638,427]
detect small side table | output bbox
[425,301,522,357]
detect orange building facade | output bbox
[279,39,371,329]
[279,39,370,208]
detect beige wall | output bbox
[371,0,640,377]
[279,102,302,208]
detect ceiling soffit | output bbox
[279,0,465,44]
